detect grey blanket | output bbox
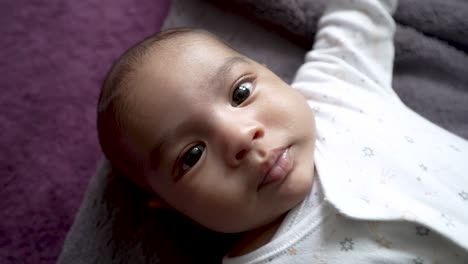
[58,0,468,263]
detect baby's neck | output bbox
[228,213,287,257]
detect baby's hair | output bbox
[97,27,220,189]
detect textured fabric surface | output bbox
[0,0,169,263]
[58,0,468,263]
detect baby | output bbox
[97,0,468,262]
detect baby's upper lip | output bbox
[257,146,288,189]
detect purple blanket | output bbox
[0,0,169,263]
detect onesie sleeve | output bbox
[293,0,398,99]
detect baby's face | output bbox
[124,35,316,233]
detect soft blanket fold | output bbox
[58,0,468,263]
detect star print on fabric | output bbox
[313,254,328,264]
[449,144,461,152]
[379,168,395,184]
[459,191,468,201]
[376,236,392,248]
[362,147,374,157]
[404,136,415,143]
[340,237,354,251]
[401,210,418,222]
[288,247,297,255]
[419,164,428,171]
[359,197,370,204]
[415,225,430,236]
[359,7,371,17]
[441,213,455,228]
[412,257,424,264]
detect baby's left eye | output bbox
[231,82,253,107]
[181,144,205,172]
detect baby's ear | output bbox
[147,195,170,209]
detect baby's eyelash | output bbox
[233,74,256,88]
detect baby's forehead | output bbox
[138,36,248,86]
[151,31,226,57]
[124,38,254,137]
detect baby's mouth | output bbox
[257,147,292,190]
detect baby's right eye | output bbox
[231,81,253,107]
[180,143,205,172]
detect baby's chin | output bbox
[226,196,310,234]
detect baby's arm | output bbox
[293,0,398,98]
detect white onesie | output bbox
[223,0,468,263]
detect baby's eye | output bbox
[232,82,253,106]
[181,143,205,172]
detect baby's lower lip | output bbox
[258,148,292,190]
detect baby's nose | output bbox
[220,119,265,167]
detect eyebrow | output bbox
[149,55,252,172]
[210,56,251,89]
